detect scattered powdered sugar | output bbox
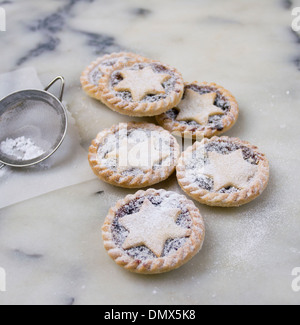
[88,56,135,85]
[110,62,178,103]
[88,59,119,85]
[88,64,103,86]
[0,136,45,161]
[165,107,225,132]
[112,191,195,260]
[187,84,231,112]
[206,199,282,273]
[181,143,210,189]
[181,140,259,193]
[97,127,176,174]
[163,84,233,132]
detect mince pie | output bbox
[102,189,205,274]
[176,136,269,207]
[156,82,239,139]
[98,58,184,116]
[88,122,181,188]
[80,52,146,101]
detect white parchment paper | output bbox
[0,68,95,209]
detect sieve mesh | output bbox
[0,82,67,167]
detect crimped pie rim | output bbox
[176,136,270,207]
[156,81,239,139]
[80,52,144,101]
[97,59,185,117]
[88,122,181,189]
[102,188,205,274]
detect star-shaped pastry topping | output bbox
[113,66,171,101]
[204,149,258,191]
[176,90,224,125]
[119,199,191,257]
[106,137,169,171]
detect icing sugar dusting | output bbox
[181,141,258,193]
[112,191,199,260]
[207,200,281,274]
[111,62,178,103]
[97,127,176,174]
[88,55,136,85]
[0,137,45,161]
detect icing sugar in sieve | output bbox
[0,76,67,169]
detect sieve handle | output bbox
[44,76,65,102]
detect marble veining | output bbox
[17,36,60,66]
[17,0,100,66]
[282,0,293,9]
[0,1,12,5]
[131,8,153,17]
[0,0,300,305]
[77,30,122,55]
[13,249,44,260]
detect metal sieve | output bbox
[0,76,67,169]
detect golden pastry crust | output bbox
[80,52,145,101]
[102,189,205,274]
[98,58,184,117]
[156,82,239,139]
[176,136,269,207]
[88,122,181,188]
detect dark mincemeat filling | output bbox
[90,59,119,85]
[111,63,178,103]
[205,141,259,164]
[101,58,118,67]
[100,129,176,174]
[194,141,260,193]
[111,194,192,260]
[165,85,231,131]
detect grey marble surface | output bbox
[0,0,300,305]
